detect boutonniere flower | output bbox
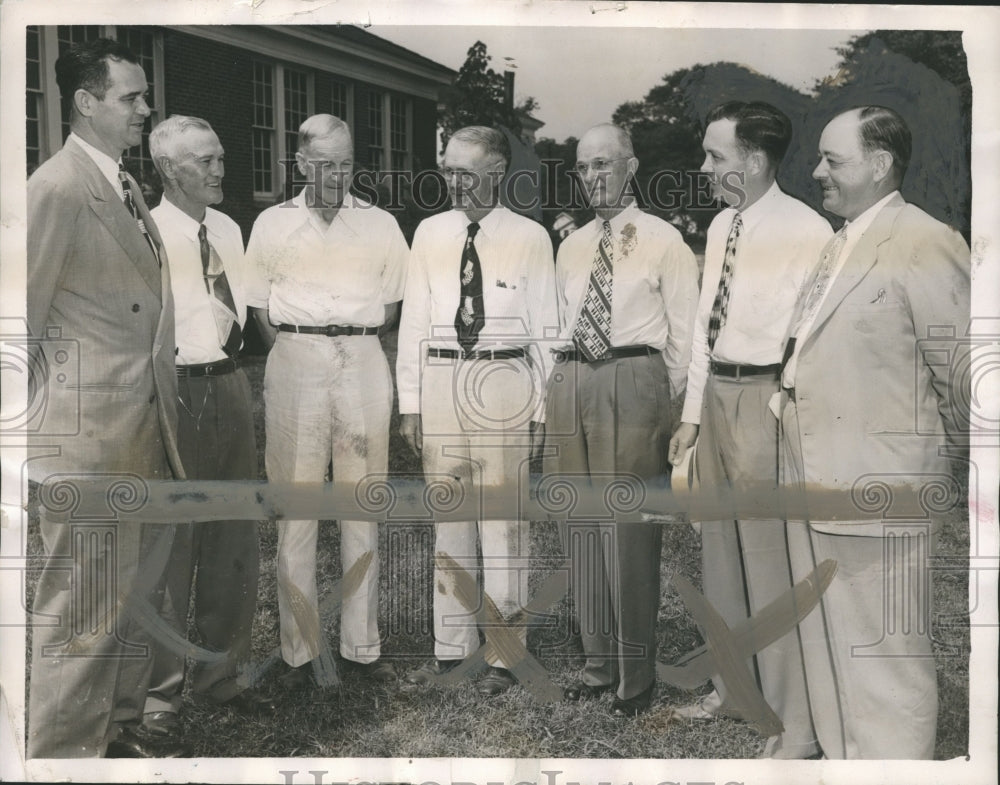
[620,223,637,258]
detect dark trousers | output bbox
[544,354,669,700]
[145,368,259,712]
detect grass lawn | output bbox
[23,330,970,761]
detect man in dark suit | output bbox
[26,38,187,758]
[780,106,970,758]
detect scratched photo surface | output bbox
[0,2,997,785]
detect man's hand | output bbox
[668,421,699,466]
[530,420,545,462]
[400,413,422,455]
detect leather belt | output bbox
[278,324,378,336]
[177,357,241,378]
[553,344,658,364]
[428,347,527,361]
[710,361,782,380]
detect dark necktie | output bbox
[117,163,159,266]
[454,222,484,356]
[572,220,614,362]
[199,223,243,357]
[707,211,742,352]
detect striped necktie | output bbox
[199,223,243,357]
[117,163,159,266]
[572,220,614,362]
[707,211,742,352]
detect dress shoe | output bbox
[403,658,461,687]
[673,688,723,720]
[477,666,516,696]
[278,661,315,690]
[340,657,397,683]
[141,710,180,737]
[611,682,655,717]
[563,682,612,701]
[217,687,277,714]
[105,725,191,758]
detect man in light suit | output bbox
[780,105,970,759]
[26,38,187,758]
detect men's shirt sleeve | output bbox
[243,209,273,311]
[396,221,431,415]
[380,218,409,304]
[680,209,730,424]
[525,225,557,422]
[657,229,700,400]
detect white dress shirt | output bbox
[244,190,408,327]
[681,183,833,423]
[396,205,558,418]
[783,190,900,388]
[555,203,699,398]
[70,132,125,198]
[153,197,249,365]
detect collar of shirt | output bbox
[841,189,900,245]
[735,179,782,232]
[596,201,641,237]
[71,131,123,197]
[154,195,209,242]
[448,204,509,240]
[291,188,370,238]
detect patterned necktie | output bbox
[199,223,243,357]
[117,163,159,266]
[454,222,484,356]
[572,220,614,362]
[707,211,742,352]
[790,225,848,338]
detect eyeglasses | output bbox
[574,157,631,175]
[439,159,504,183]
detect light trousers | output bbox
[695,372,816,758]
[782,398,938,759]
[419,356,534,665]
[265,333,390,665]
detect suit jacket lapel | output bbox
[66,139,162,299]
[801,194,904,351]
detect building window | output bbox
[389,95,410,170]
[26,26,44,173]
[27,25,164,178]
[367,90,384,171]
[252,61,313,200]
[283,67,310,166]
[252,61,275,195]
[331,79,352,129]
[367,92,412,172]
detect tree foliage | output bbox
[823,31,971,121]
[438,40,530,153]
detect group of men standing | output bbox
[24,37,968,762]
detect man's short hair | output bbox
[856,105,912,184]
[149,115,215,176]
[297,114,352,153]
[54,37,140,104]
[705,101,792,166]
[450,126,511,168]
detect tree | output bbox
[438,41,524,152]
[822,31,971,122]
